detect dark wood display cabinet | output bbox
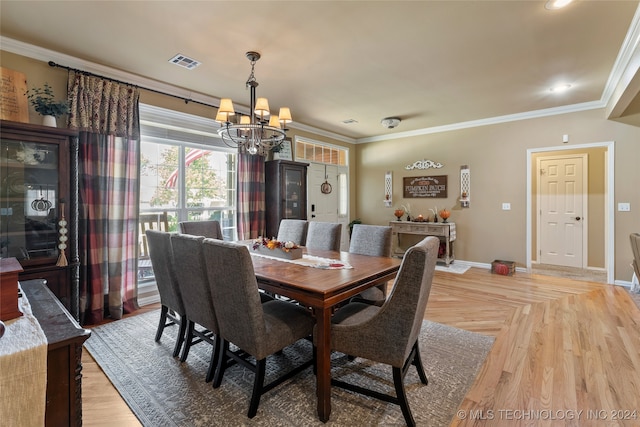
[1,120,78,315]
[265,160,308,239]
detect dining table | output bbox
[243,243,402,422]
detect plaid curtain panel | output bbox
[69,71,140,324]
[237,153,266,240]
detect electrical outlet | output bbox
[502,203,511,210]
[618,202,630,212]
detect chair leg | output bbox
[248,359,267,418]
[393,366,416,427]
[180,320,195,362]
[213,339,229,389]
[411,341,428,385]
[155,305,168,342]
[172,316,187,358]
[205,335,220,383]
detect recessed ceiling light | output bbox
[545,0,574,10]
[168,54,201,70]
[550,83,572,93]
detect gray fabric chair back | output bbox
[631,233,640,279]
[276,219,308,245]
[179,220,223,240]
[349,224,392,257]
[170,233,218,334]
[202,239,269,358]
[145,230,184,315]
[306,221,342,251]
[334,236,439,368]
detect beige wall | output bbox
[2,50,638,282]
[356,109,639,281]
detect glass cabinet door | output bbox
[283,166,303,219]
[1,140,60,263]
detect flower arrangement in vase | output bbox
[26,83,69,127]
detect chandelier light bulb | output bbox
[278,107,292,124]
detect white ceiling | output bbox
[1,1,639,142]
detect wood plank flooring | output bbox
[81,268,640,426]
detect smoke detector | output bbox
[381,117,401,129]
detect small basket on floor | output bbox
[491,260,515,276]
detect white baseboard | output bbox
[138,294,161,307]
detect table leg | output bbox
[315,306,332,422]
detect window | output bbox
[139,104,237,240]
[295,138,348,166]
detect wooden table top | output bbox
[247,246,401,308]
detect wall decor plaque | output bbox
[0,67,29,123]
[403,175,448,198]
[405,159,444,170]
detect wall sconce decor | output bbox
[460,165,470,208]
[384,171,393,207]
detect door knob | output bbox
[311,214,316,218]
[575,216,581,221]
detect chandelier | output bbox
[215,51,292,155]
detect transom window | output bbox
[295,137,348,166]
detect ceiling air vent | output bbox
[169,54,201,70]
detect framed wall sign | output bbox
[273,138,293,161]
[403,175,448,198]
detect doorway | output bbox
[307,163,349,250]
[527,142,614,284]
[537,154,587,268]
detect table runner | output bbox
[250,252,353,269]
[0,285,48,427]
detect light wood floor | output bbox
[81,268,640,426]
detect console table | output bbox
[389,221,456,265]
[20,279,91,426]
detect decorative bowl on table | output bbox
[252,238,303,260]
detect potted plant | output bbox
[26,83,69,127]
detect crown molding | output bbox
[356,100,605,144]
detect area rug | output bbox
[435,263,469,274]
[85,310,494,426]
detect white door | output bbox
[538,154,587,268]
[307,163,349,250]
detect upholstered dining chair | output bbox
[202,238,315,419]
[326,236,439,427]
[276,219,308,245]
[170,233,220,383]
[630,233,640,292]
[145,229,187,358]
[349,224,393,306]
[178,220,224,240]
[305,221,342,251]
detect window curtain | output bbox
[67,71,140,324]
[237,153,266,240]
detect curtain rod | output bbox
[48,60,218,109]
